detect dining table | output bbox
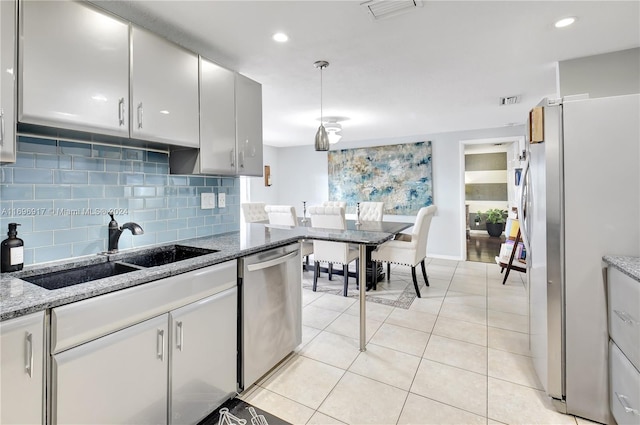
[292,217,413,350]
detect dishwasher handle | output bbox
[246,251,298,272]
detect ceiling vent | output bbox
[499,95,521,106]
[361,0,422,20]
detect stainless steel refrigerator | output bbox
[519,94,640,424]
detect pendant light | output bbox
[314,60,330,151]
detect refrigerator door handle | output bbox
[518,157,531,255]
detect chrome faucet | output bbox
[108,213,144,253]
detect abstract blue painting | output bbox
[328,141,433,215]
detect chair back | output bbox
[359,202,384,222]
[322,201,347,210]
[241,202,267,223]
[265,205,298,226]
[412,205,437,261]
[308,206,350,263]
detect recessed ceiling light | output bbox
[554,17,576,28]
[273,33,288,42]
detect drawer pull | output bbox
[157,329,165,361]
[614,310,639,325]
[25,332,33,378]
[616,392,640,416]
[176,321,183,351]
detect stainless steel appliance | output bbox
[239,243,302,389]
[519,94,640,424]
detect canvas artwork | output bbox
[328,141,433,215]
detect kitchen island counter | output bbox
[1,223,396,321]
[603,255,640,282]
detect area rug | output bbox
[302,268,419,309]
[198,397,290,425]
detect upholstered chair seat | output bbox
[309,205,359,296]
[371,205,437,298]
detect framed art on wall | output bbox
[328,141,433,215]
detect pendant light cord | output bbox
[319,65,324,126]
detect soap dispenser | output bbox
[1,223,24,272]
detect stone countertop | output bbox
[0,222,397,321]
[603,256,640,282]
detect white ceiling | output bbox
[93,1,640,148]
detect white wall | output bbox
[270,126,525,260]
[558,48,640,98]
[247,145,279,204]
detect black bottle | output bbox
[1,223,24,272]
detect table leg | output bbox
[359,244,367,351]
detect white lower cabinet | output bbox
[49,260,238,425]
[170,288,238,424]
[0,311,44,425]
[52,314,169,425]
[610,341,640,425]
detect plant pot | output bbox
[486,222,504,237]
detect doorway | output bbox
[459,137,524,263]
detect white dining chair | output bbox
[264,205,297,225]
[264,205,314,271]
[308,206,359,296]
[358,201,384,222]
[322,201,347,211]
[371,205,437,298]
[241,202,268,223]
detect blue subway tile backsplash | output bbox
[0,136,240,266]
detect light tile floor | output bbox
[239,259,599,425]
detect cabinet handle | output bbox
[176,321,183,351]
[239,149,245,169]
[614,310,639,325]
[230,148,235,168]
[25,332,33,378]
[157,329,165,361]
[137,102,143,129]
[0,108,4,145]
[616,392,640,416]
[118,98,125,126]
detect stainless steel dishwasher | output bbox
[239,243,302,389]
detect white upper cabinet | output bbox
[171,58,263,176]
[19,1,129,137]
[235,73,263,176]
[198,57,237,175]
[0,0,16,163]
[131,26,199,148]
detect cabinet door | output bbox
[170,287,238,425]
[131,26,199,147]
[19,1,129,136]
[0,0,16,163]
[52,314,168,425]
[235,73,263,176]
[0,311,44,425]
[199,57,237,175]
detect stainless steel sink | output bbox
[22,245,218,290]
[117,245,218,268]
[22,262,140,290]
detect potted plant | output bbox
[481,208,507,237]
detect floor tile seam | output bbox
[486,370,544,392]
[380,318,436,334]
[297,350,353,373]
[365,340,425,360]
[426,332,491,350]
[485,323,529,334]
[254,352,300,388]
[344,366,416,393]
[406,389,490,421]
[486,374,550,394]
[435,313,487,327]
[487,324,529,336]
[418,353,488,378]
[254,382,325,413]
